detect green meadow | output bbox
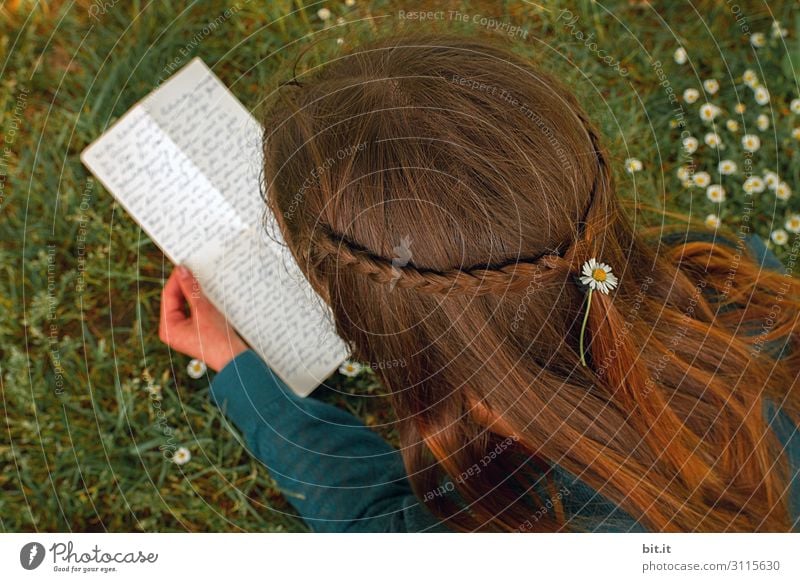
[1,0,797,531]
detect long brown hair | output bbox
[262,34,800,531]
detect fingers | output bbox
[159,268,189,343]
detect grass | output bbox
[0,0,797,532]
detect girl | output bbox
[160,34,800,532]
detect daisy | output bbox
[734,102,746,114]
[757,114,770,131]
[750,32,766,48]
[743,176,766,194]
[754,86,770,105]
[705,214,721,229]
[764,171,780,190]
[682,136,699,153]
[785,215,800,234]
[792,128,800,140]
[577,259,619,366]
[703,79,720,95]
[772,20,788,39]
[726,119,739,132]
[676,165,692,181]
[699,102,722,121]
[776,182,792,201]
[187,359,207,379]
[625,158,643,173]
[792,99,800,114]
[674,47,688,64]
[706,184,726,203]
[742,69,759,88]
[317,7,332,20]
[172,447,192,465]
[771,229,789,246]
[683,88,700,104]
[742,134,761,152]
[339,360,363,377]
[336,37,345,45]
[693,171,711,188]
[580,258,618,295]
[718,159,737,175]
[704,132,722,148]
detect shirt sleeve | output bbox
[209,350,448,532]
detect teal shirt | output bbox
[209,234,800,532]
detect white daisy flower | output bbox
[772,20,788,39]
[339,360,363,377]
[791,99,800,114]
[764,171,780,190]
[317,7,332,20]
[792,127,800,140]
[726,119,739,132]
[785,215,800,234]
[674,47,688,64]
[682,136,699,153]
[579,259,618,295]
[743,176,766,194]
[705,214,721,229]
[336,37,345,45]
[625,158,643,173]
[776,182,792,201]
[750,32,766,48]
[706,184,726,203]
[742,69,759,88]
[703,79,720,95]
[734,102,746,114]
[683,88,700,104]
[693,171,711,188]
[757,114,770,131]
[771,229,789,246]
[754,86,770,105]
[704,132,722,148]
[718,159,737,175]
[742,134,761,152]
[187,359,207,379]
[699,102,722,121]
[676,165,692,181]
[172,447,192,465]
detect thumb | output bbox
[175,265,207,308]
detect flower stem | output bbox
[579,288,593,367]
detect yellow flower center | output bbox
[592,268,607,282]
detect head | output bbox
[263,34,800,531]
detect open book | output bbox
[81,58,348,396]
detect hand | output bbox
[159,265,248,372]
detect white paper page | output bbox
[81,59,347,396]
[193,229,347,396]
[142,58,265,226]
[80,107,246,265]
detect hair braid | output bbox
[309,226,595,296]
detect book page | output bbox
[81,58,347,396]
